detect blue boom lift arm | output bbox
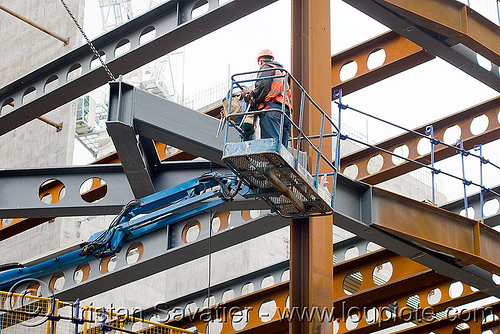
[0,172,242,291]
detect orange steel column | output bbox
[290,0,333,333]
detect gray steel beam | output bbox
[0,162,235,219]
[2,155,499,235]
[343,0,500,92]
[106,81,156,198]
[107,81,239,165]
[0,0,276,137]
[0,164,133,218]
[29,209,284,302]
[139,260,290,322]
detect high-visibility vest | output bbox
[258,64,292,110]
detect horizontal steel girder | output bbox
[0,0,276,137]
[0,164,134,219]
[145,248,487,334]
[372,187,500,276]
[0,161,261,220]
[331,30,435,96]
[0,161,234,241]
[340,95,500,185]
[343,0,500,92]
[334,175,500,299]
[11,209,283,302]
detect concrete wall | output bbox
[0,0,86,263]
[0,0,83,168]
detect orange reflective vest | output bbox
[258,63,292,110]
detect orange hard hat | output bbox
[257,49,274,62]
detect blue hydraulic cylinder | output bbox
[0,248,94,291]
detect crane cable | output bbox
[60,0,116,81]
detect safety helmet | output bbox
[257,49,274,62]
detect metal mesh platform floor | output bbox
[222,139,333,218]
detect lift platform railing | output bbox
[0,290,194,334]
[220,69,340,218]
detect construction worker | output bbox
[245,49,292,147]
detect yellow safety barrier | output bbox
[0,291,196,334]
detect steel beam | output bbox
[375,0,500,67]
[107,81,239,165]
[333,174,500,298]
[4,151,500,243]
[340,96,500,184]
[166,282,290,334]
[291,1,333,334]
[0,0,277,137]
[332,30,434,96]
[0,164,133,219]
[0,162,231,220]
[106,81,156,198]
[8,207,281,302]
[0,160,260,241]
[372,187,500,276]
[343,0,500,92]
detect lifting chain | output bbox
[60,0,116,81]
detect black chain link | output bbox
[60,0,116,81]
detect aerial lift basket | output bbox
[223,137,332,217]
[221,69,339,218]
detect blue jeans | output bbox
[259,103,291,148]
